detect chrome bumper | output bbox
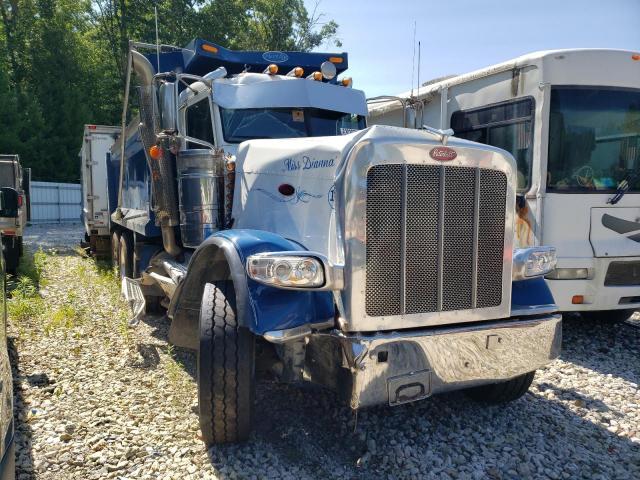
[306,315,562,408]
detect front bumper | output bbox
[306,314,561,408]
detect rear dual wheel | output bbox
[118,232,134,280]
[111,231,120,275]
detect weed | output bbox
[44,305,80,337]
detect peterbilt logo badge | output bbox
[262,51,289,63]
[429,147,457,161]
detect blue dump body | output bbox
[148,38,349,80]
[109,39,350,240]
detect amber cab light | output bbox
[264,64,278,75]
[632,54,640,61]
[202,44,218,54]
[287,67,304,77]
[149,145,162,160]
[571,295,584,305]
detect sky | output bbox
[304,0,640,98]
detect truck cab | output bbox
[108,39,561,446]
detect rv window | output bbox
[185,98,215,148]
[547,87,640,192]
[451,98,534,192]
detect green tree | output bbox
[0,0,341,182]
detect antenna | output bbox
[417,41,421,97]
[154,6,160,71]
[411,21,416,98]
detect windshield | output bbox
[547,87,640,192]
[0,163,16,188]
[219,107,365,143]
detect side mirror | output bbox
[159,82,176,131]
[0,188,19,218]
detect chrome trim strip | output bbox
[400,165,408,314]
[471,167,481,308]
[263,319,335,343]
[510,305,559,317]
[436,165,445,312]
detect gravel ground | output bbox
[7,224,640,479]
[22,223,85,253]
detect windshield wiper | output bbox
[607,172,637,205]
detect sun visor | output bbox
[212,79,368,116]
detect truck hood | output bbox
[231,131,365,259]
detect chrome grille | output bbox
[365,164,507,317]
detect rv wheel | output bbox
[198,281,255,445]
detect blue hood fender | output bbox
[170,229,335,338]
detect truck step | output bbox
[121,277,146,327]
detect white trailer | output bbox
[80,124,120,254]
[369,49,640,321]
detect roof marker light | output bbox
[287,67,304,77]
[202,44,218,54]
[340,77,353,87]
[264,64,278,75]
[632,54,640,61]
[329,56,343,64]
[307,71,322,81]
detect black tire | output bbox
[581,309,635,323]
[198,281,255,445]
[466,371,535,404]
[2,237,19,275]
[111,231,120,274]
[119,231,134,280]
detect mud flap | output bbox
[121,277,145,327]
[168,309,199,351]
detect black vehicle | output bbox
[0,156,27,275]
[0,188,15,479]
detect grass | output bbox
[7,247,129,342]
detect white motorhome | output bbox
[369,49,640,321]
[80,124,120,255]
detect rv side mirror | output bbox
[159,82,177,131]
[0,188,19,218]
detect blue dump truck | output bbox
[104,39,562,445]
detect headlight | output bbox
[513,247,557,280]
[545,268,589,280]
[247,254,325,288]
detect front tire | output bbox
[466,371,535,404]
[198,282,255,445]
[2,237,19,275]
[582,309,635,323]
